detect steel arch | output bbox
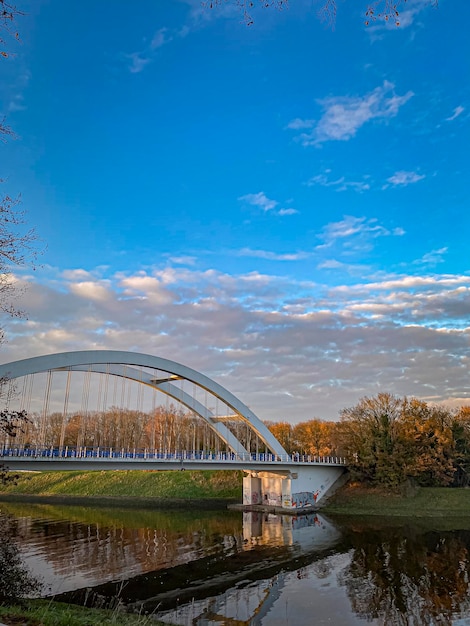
[0,350,287,456]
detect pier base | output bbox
[242,465,346,511]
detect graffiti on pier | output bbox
[292,489,321,508]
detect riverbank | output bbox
[323,482,470,517]
[0,599,167,626]
[0,469,242,509]
[3,470,470,517]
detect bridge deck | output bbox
[0,446,347,472]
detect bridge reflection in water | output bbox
[51,509,342,617]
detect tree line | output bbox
[268,393,470,488]
[0,404,266,456]
[2,391,470,489]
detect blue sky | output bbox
[1,0,469,422]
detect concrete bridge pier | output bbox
[243,465,346,511]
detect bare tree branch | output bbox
[0,0,23,58]
[202,0,439,26]
[0,407,29,437]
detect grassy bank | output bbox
[0,469,242,506]
[0,599,167,626]
[4,471,470,518]
[324,483,470,517]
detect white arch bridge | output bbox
[0,350,347,509]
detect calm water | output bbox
[2,501,470,625]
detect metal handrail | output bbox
[0,445,347,465]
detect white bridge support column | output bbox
[243,465,346,510]
[243,472,262,505]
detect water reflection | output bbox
[158,519,470,626]
[339,522,470,626]
[0,502,244,594]
[3,501,470,625]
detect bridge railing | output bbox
[0,445,347,465]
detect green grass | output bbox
[5,472,470,518]
[324,483,470,517]
[0,599,168,626]
[0,469,242,501]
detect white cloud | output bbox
[126,52,152,74]
[344,275,470,292]
[61,269,96,281]
[119,276,176,306]
[122,1,237,74]
[238,192,278,212]
[238,248,310,261]
[307,170,371,192]
[8,94,26,112]
[4,70,31,114]
[317,259,372,274]
[278,208,298,216]
[413,247,448,267]
[286,118,315,130]
[238,192,298,216]
[446,106,465,122]
[386,170,425,186]
[151,28,172,49]
[124,27,175,73]
[68,281,112,302]
[168,255,197,266]
[2,265,470,422]
[316,215,405,251]
[288,81,413,145]
[319,216,370,243]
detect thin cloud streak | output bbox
[238,192,298,216]
[446,105,465,122]
[316,215,405,250]
[238,248,311,261]
[307,170,371,192]
[288,81,413,145]
[386,170,426,186]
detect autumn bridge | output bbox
[0,350,347,509]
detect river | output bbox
[2,501,470,625]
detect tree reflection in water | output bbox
[4,502,470,625]
[338,522,470,625]
[0,513,42,602]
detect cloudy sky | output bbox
[0,0,469,422]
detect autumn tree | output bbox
[449,406,470,487]
[265,420,294,453]
[400,399,455,486]
[337,393,406,486]
[292,419,335,457]
[336,393,469,488]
